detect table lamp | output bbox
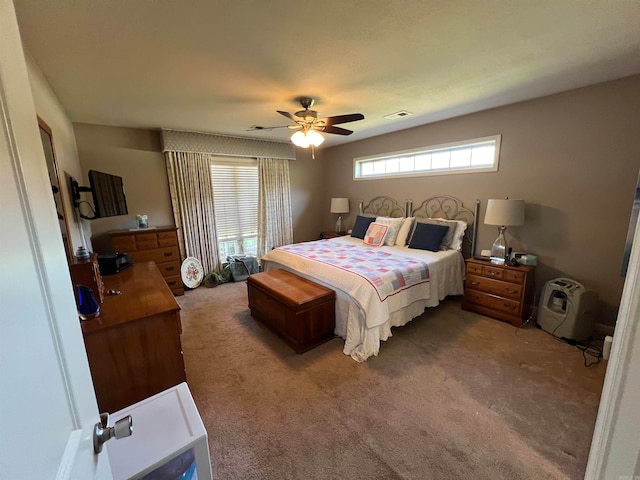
[330,198,349,233]
[484,198,525,264]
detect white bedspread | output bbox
[261,236,465,361]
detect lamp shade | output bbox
[484,199,525,226]
[330,198,350,214]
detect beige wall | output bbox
[72,124,173,252]
[322,75,640,326]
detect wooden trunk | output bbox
[247,269,336,353]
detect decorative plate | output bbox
[181,257,204,289]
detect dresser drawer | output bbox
[466,274,522,300]
[464,289,521,316]
[164,274,183,292]
[112,235,137,253]
[135,233,158,250]
[157,236,178,247]
[130,246,180,264]
[156,260,180,277]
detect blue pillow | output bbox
[351,215,376,239]
[408,222,450,252]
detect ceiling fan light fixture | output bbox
[290,130,310,148]
[306,129,325,146]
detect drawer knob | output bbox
[164,252,173,257]
[470,281,479,286]
[506,288,517,294]
[504,303,516,310]
[166,266,175,271]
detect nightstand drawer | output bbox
[466,274,523,300]
[466,263,483,275]
[464,289,521,315]
[482,265,505,280]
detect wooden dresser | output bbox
[81,262,186,413]
[462,258,535,327]
[69,253,104,304]
[108,226,183,295]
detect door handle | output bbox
[93,412,133,454]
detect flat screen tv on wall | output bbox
[88,170,128,218]
[71,170,128,220]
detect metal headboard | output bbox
[411,196,480,258]
[358,196,408,218]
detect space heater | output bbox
[537,278,598,342]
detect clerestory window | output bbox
[354,135,501,180]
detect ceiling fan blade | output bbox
[322,125,354,136]
[247,125,291,131]
[277,110,302,122]
[322,113,364,126]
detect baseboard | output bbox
[594,322,615,336]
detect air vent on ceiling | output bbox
[384,110,413,120]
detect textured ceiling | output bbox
[14,0,640,147]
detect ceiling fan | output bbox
[248,97,364,157]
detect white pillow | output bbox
[375,216,404,246]
[363,222,389,247]
[395,217,415,246]
[448,220,468,251]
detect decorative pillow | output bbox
[363,222,389,247]
[408,222,450,252]
[351,215,376,239]
[415,218,456,250]
[395,217,415,246]
[375,216,404,246]
[449,220,468,251]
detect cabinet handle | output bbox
[470,281,480,286]
[166,266,175,271]
[164,252,172,257]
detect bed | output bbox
[260,195,479,361]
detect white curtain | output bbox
[257,157,293,257]
[165,151,220,274]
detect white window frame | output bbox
[353,134,501,180]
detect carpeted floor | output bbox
[177,281,606,480]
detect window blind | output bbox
[210,158,258,242]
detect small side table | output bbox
[319,231,346,239]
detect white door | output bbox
[0,2,112,478]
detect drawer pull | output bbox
[470,281,480,286]
[489,271,498,276]
[504,303,517,310]
[505,288,518,294]
[166,266,175,271]
[470,295,479,300]
[164,252,173,257]
[167,281,176,286]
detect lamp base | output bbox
[335,216,342,233]
[490,226,507,264]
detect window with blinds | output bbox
[210,157,258,261]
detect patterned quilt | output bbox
[277,241,430,301]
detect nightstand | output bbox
[319,231,346,239]
[461,258,535,327]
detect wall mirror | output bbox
[38,116,74,263]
